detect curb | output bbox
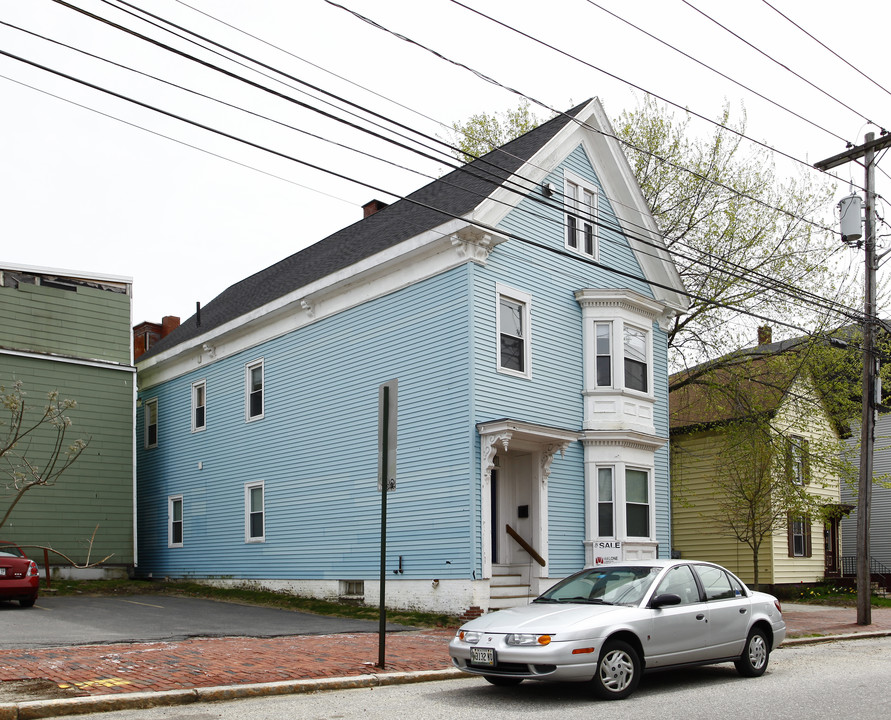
[781,629,891,646]
[0,669,467,720]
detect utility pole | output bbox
[816,131,891,625]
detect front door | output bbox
[824,519,841,574]
[490,452,537,565]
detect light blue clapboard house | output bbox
[135,99,688,617]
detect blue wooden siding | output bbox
[469,145,671,571]
[138,267,479,580]
[138,142,675,580]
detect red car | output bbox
[0,541,39,608]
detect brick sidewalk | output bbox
[0,632,455,697]
[2,606,891,699]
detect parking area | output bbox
[0,595,415,649]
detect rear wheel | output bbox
[734,627,770,677]
[592,640,640,700]
[19,597,36,608]
[483,675,523,687]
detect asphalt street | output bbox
[0,595,414,649]
[46,636,891,720]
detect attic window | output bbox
[564,172,598,259]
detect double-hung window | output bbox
[623,326,648,393]
[191,380,206,432]
[787,436,809,485]
[595,322,612,387]
[245,482,265,542]
[597,467,614,537]
[565,174,598,258]
[496,285,532,378]
[144,398,158,449]
[789,514,812,557]
[246,360,264,421]
[625,469,650,538]
[168,495,183,548]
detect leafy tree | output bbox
[613,96,846,380]
[448,100,547,163]
[450,97,849,382]
[0,381,89,531]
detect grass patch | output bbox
[42,577,461,628]
[778,581,891,608]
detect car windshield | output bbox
[534,566,661,607]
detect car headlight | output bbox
[505,633,552,646]
[459,631,481,644]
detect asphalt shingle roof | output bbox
[141,101,591,361]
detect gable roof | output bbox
[670,354,802,433]
[140,101,589,361]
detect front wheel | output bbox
[483,675,523,687]
[735,627,770,677]
[592,640,640,700]
[19,597,36,608]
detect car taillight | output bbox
[774,599,782,615]
[28,560,39,577]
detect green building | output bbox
[1,263,135,576]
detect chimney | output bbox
[757,325,772,346]
[133,316,181,361]
[161,315,180,337]
[362,199,388,218]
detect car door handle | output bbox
[696,614,706,621]
[739,608,748,614]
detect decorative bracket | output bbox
[540,442,571,485]
[451,233,494,264]
[300,299,315,319]
[481,431,512,479]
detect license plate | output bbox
[470,647,495,666]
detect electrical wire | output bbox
[681,0,883,131]
[759,0,891,102]
[0,42,865,343]
[9,2,867,327]
[582,0,851,146]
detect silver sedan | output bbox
[449,559,786,700]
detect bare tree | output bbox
[0,381,89,530]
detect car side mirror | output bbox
[650,593,682,609]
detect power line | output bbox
[327,0,847,232]
[0,41,864,341]
[3,3,867,331]
[759,0,891,102]
[582,0,851,146]
[682,0,884,132]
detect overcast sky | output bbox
[2,0,889,332]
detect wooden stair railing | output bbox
[505,524,546,567]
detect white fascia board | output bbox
[0,261,133,286]
[579,102,689,314]
[0,347,136,372]
[138,217,507,389]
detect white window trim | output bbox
[621,321,652,396]
[168,495,183,548]
[245,359,265,422]
[564,169,599,260]
[585,459,656,543]
[495,283,532,379]
[624,466,652,540]
[595,465,615,539]
[144,398,159,449]
[245,481,265,543]
[191,380,206,433]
